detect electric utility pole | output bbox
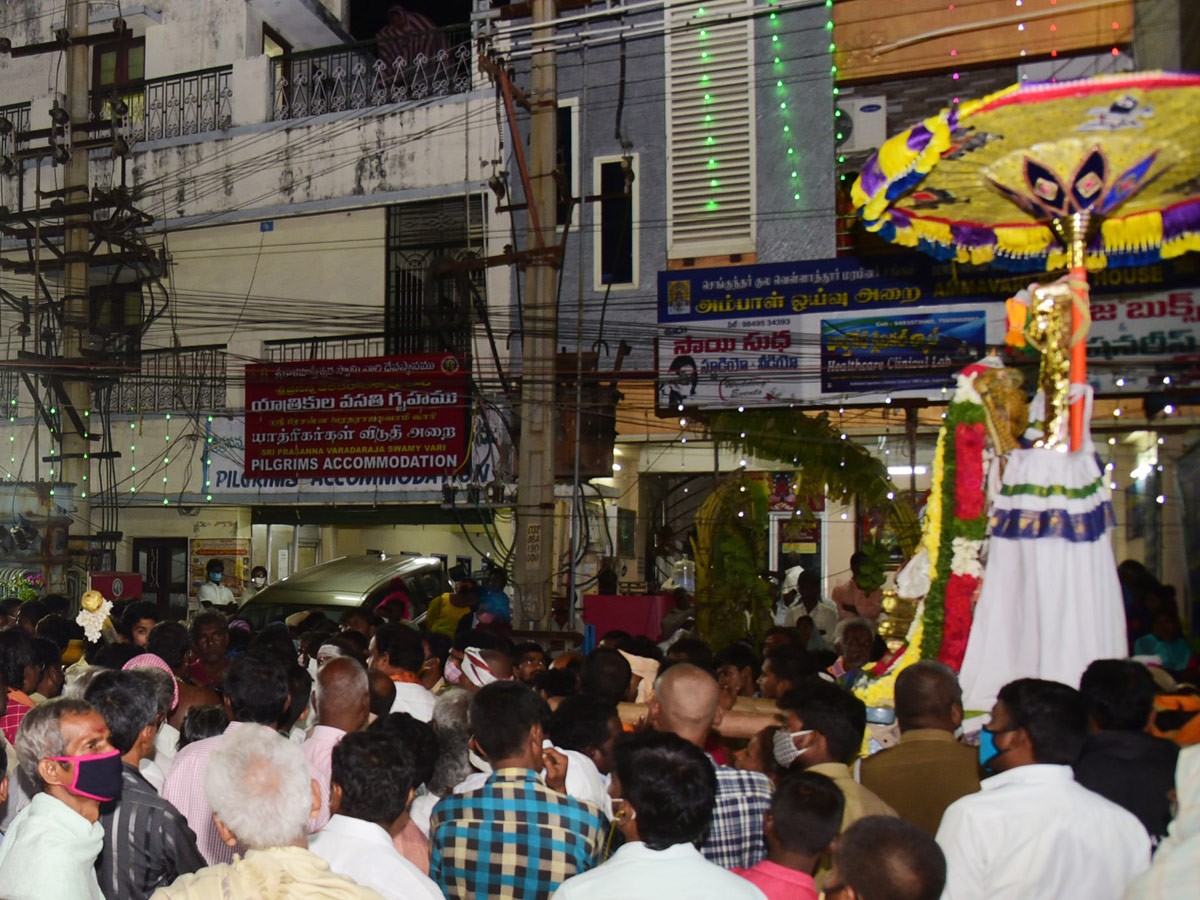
[61,0,93,547]
[512,0,559,628]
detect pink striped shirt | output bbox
[302,725,346,832]
[162,722,246,866]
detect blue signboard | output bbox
[820,311,988,394]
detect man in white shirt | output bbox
[551,730,765,900]
[369,624,435,723]
[195,558,236,613]
[309,730,447,900]
[936,677,1150,900]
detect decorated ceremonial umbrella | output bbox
[851,71,1200,451]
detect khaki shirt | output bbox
[859,728,982,836]
[807,761,898,891]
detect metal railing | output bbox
[263,332,386,362]
[272,25,474,121]
[113,345,228,413]
[94,66,233,145]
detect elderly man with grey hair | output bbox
[0,697,123,900]
[150,723,383,899]
[407,688,473,836]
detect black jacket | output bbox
[1073,729,1179,845]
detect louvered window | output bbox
[665,0,756,259]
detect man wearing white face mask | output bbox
[242,567,269,601]
[774,681,896,889]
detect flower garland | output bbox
[851,366,993,707]
[855,610,925,709]
[922,372,989,669]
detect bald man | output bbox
[303,656,370,830]
[859,661,980,836]
[650,663,773,869]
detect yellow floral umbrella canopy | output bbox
[852,71,1200,449]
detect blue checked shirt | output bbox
[700,762,773,869]
[430,767,606,900]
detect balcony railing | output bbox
[263,332,386,362]
[272,25,474,121]
[94,66,233,146]
[113,345,228,413]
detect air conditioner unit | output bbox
[835,96,888,154]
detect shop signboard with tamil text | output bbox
[657,256,1199,410]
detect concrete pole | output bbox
[61,0,93,574]
[512,0,559,628]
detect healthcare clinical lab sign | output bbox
[243,354,467,479]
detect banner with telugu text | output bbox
[243,354,468,480]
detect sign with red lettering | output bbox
[243,354,468,479]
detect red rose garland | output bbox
[954,423,986,521]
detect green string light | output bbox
[771,2,799,205]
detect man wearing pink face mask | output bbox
[0,697,124,900]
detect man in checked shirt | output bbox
[430,681,605,900]
[649,663,774,869]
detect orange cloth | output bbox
[388,671,422,685]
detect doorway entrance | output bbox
[132,537,189,620]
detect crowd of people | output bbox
[0,572,1191,900]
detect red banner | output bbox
[243,353,468,479]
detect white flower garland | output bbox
[76,599,113,643]
[950,536,985,579]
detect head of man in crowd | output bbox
[894,661,963,734]
[147,622,193,676]
[826,815,946,900]
[834,618,875,672]
[16,600,48,635]
[85,669,159,767]
[0,626,39,695]
[205,558,226,585]
[764,770,844,875]
[715,644,760,701]
[548,694,623,775]
[122,601,162,649]
[427,689,473,797]
[330,730,418,832]
[513,642,549,685]
[316,657,370,736]
[580,647,632,706]
[666,638,713,672]
[649,662,721,749]
[1079,659,1157,733]
[980,678,1087,774]
[776,679,867,769]
[224,651,291,728]
[609,730,716,849]
[341,608,375,640]
[190,612,230,669]
[763,626,804,655]
[16,697,122,822]
[369,623,424,678]
[468,681,551,772]
[758,646,811,701]
[30,637,64,700]
[205,724,318,851]
[367,669,396,718]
